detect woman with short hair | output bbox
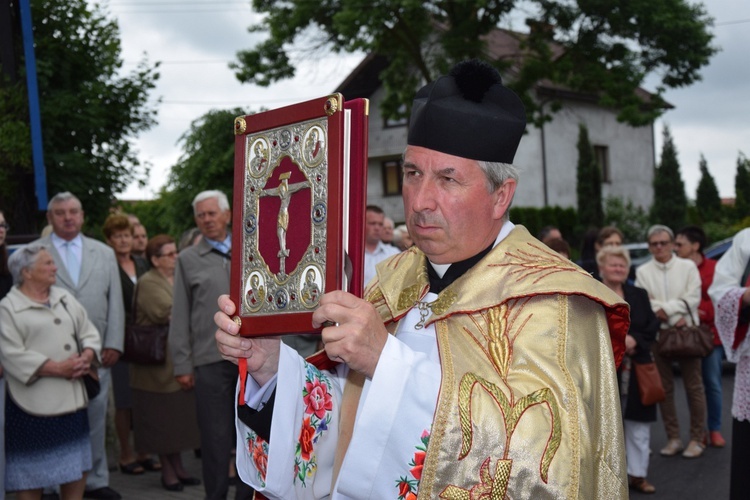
[131,235,201,491]
[102,213,155,474]
[598,245,660,494]
[0,244,101,499]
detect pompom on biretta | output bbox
[407,59,526,163]
[449,59,502,103]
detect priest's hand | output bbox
[215,294,280,386]
[312,290,388,379]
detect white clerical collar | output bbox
[428,221,515,278]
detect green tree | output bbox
[159,108,245,237]
[576,124,603,229]
[650,126,687,230]
[694,154,722,223]
[0,0,159,232]
[233,0,715,126]
[735,152,750,221]
[603,196,649,243]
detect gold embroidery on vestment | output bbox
[430,289,457,315]
[557,294,580,496]
[489,242,588,284]
[457,373,561,484]
[487,305,510,378]
[439,457,512,499]
[398,284,420,310]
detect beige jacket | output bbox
[0,286,101,416]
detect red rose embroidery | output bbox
[397,479,411,497]
[304,378,333,419]
[406,493,417,500]
[252,438,267,479]
[299,417,315,461]
[410,450,426,480]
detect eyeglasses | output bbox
[0,223,9,230]
[649,240,672,248]
[157,251,178,258]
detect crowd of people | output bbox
[0,58,749,500]
[539,222,737,494]
[0,192,252,500]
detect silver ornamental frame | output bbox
[240,117,329,316]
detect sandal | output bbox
[137,458,162,472]
[119,462,145,475]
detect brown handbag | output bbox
[633,362,665,406]
[656,299,714,358]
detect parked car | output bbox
[705,236,733,262]
[624,242,650,268]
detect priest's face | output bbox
[402,146,515,265]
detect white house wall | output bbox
[514,101,655,210]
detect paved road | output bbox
[636,368,733,498]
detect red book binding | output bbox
[230,94,369,337]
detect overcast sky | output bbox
[112,0,749,201]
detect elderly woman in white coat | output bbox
[0,244,101,500]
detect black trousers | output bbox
[195,360,255,500]
[731,417,750,500]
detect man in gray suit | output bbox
[34,192,125,500]
[170,190,254,500]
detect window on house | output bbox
[594,145,611,183]
[382,159,403,196]
[383,104,408,128]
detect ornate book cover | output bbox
[230,94,369,337]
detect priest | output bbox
[214,60,629,499]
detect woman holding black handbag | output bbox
[598,245,661,494]
[0,243,101,499]
[131,235,201,492]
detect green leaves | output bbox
[232,0,716,127]
[0,0,159,232]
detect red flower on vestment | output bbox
[397,479,412,497]
[409,450,426,480]
[299,417,315,461]
[303,378,333,419]
[405,493,417,500]
[251,438,267,479]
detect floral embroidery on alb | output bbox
[294,363,334,486]
[245,430,269,487]
[396,429,430,499]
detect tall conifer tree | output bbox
[576,124,603,229]
[650,126,687,229]
[735,152,750,220]
[695,154,722,222]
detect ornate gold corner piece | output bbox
[324,94,342,116]
[234,116,247,135]
[232,316,242,327]
[363,98,369,115]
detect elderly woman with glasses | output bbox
[130,235,201,492]
[0,243,101,499]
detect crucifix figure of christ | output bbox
[260,171,310,279]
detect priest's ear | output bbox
[491,178,517,221]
